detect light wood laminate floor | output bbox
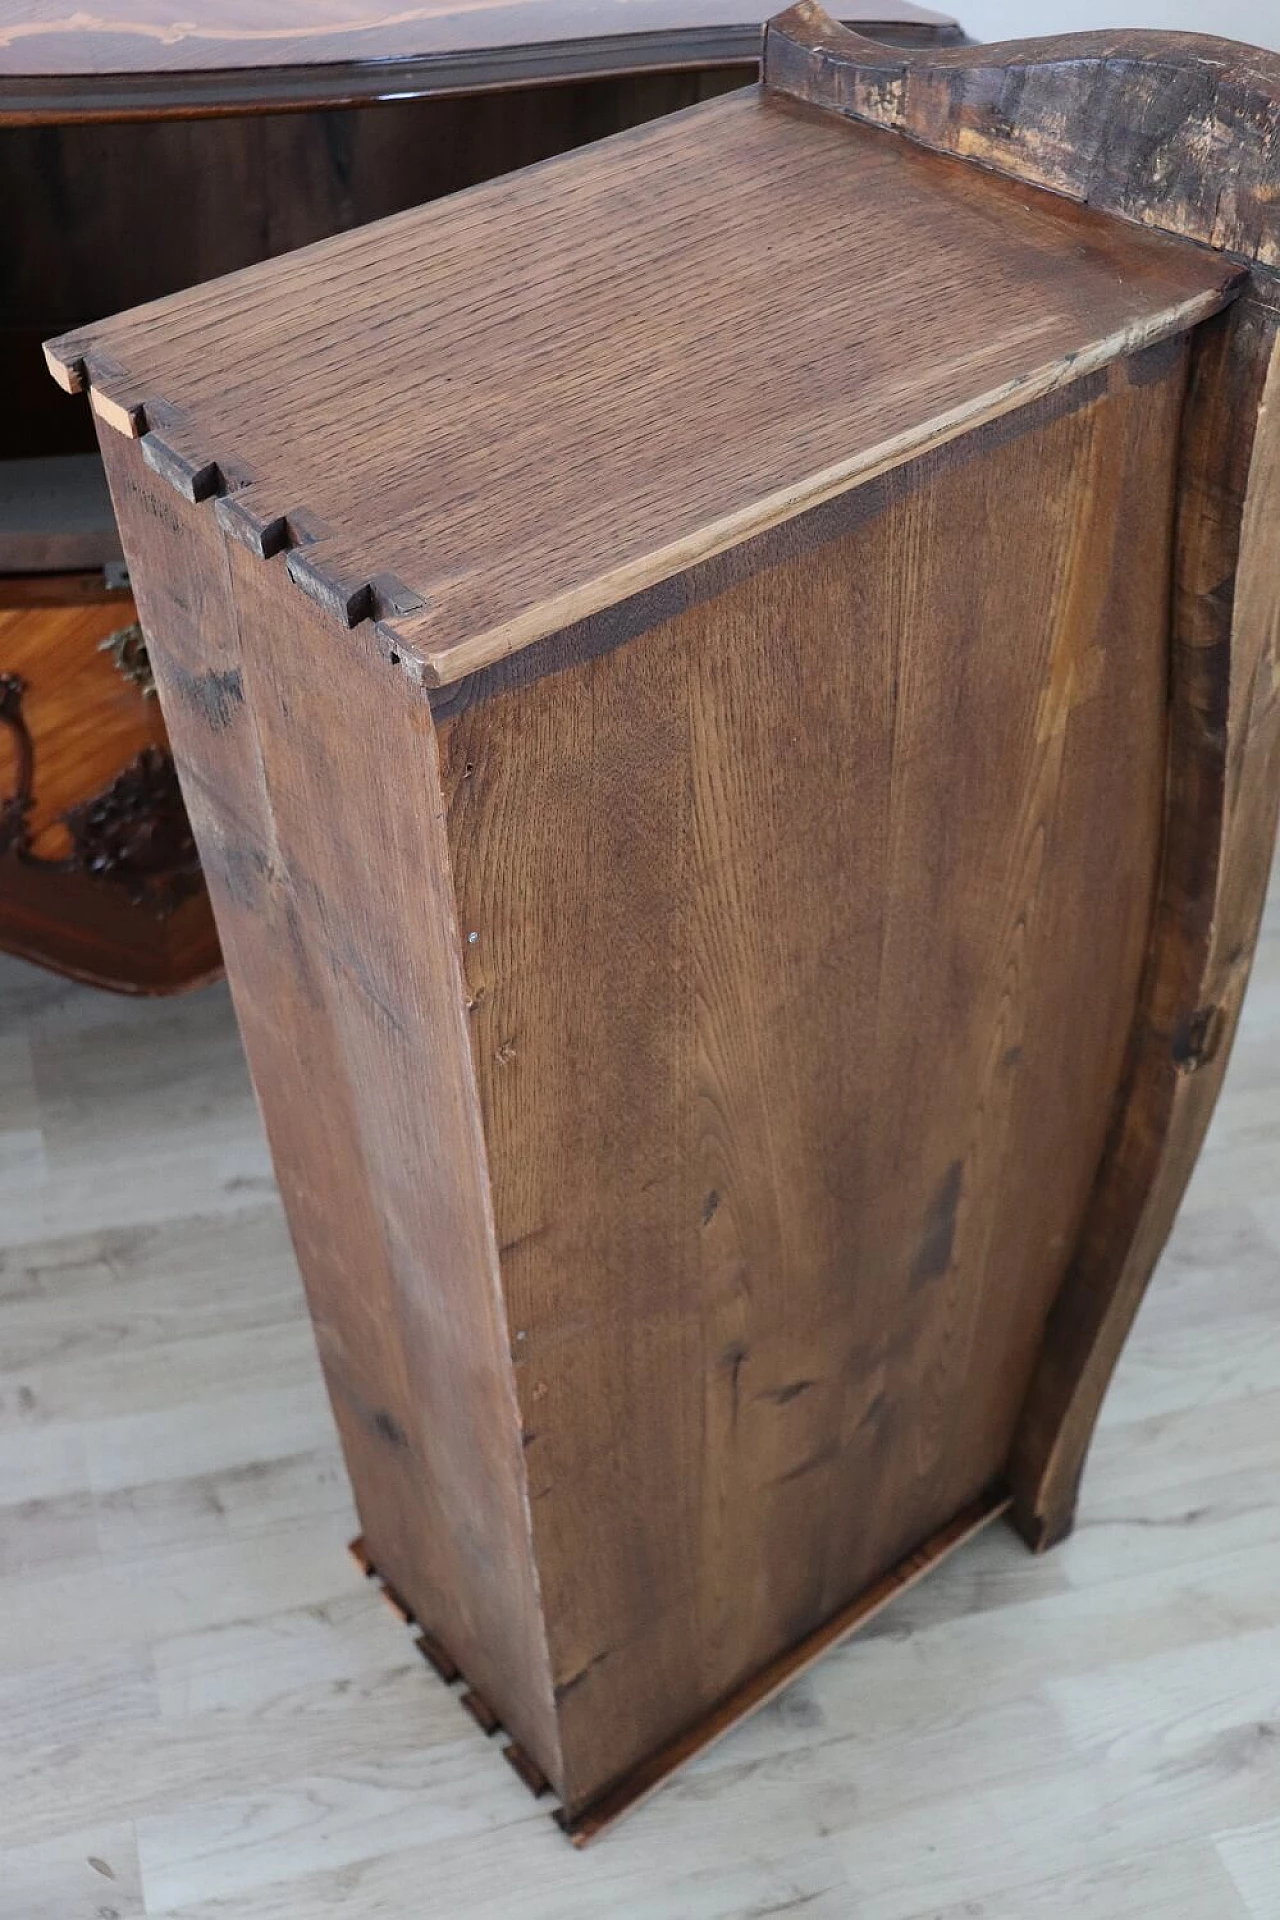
[1,869,1278,1919]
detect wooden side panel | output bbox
[759,0,1280,1602]
[438,348,1181,1812]
[1011,291,1280,1544]
[95,428,562,1786]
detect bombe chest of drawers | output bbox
[46,4,1280,1840]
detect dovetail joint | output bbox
[460,1689,502,1736]
[414,1631,462,1684]
[379,1581,415,1626]
[502,1743,551,1798]
[346,1534,566,1830]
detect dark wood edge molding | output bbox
[760,1,1280,1545]
[764,1,1280,268]
[1009,288,1280,1548]
[0,15,961,127]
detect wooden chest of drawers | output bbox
[0,503,217,992]
[45,4,1280,1836]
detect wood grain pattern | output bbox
[95,425,562,1781]
[94,334,1198,1819]
[59,18,1280,1836]
[3,874,1279,1907]
[765,2,1280,268]
[1010,289,1280,1546]
[45,88,1241,690]
[0,47,783,1002]
[760,0,1280,1566]
[1,31,837,997]
[1,69,748,470]
[748,5,1280,1555]
[559,1488,1010,1843]
[437,348,1179,1814]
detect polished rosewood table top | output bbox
[0,0,961,116]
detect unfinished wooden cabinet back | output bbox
[46,2,1280,1840]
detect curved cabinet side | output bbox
[1011,291,1280,1546]
[763,2,1280,1546]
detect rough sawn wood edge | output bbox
[763,2,1280,269]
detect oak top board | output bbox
[47,85,1242,687]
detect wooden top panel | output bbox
[0,0,955,72]
[48,87,1242,686]
[0,0,960,115]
